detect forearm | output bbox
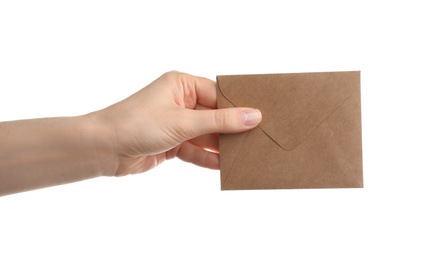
[0,114,116,196]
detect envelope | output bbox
[217,71,363,190]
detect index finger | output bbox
[179,73,217,109]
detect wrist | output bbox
[79,112,119,177]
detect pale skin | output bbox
[0,71,262,196]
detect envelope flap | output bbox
[217,71,360,150]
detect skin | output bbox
[0,71,262,196]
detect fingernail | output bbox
[240,109,262,126]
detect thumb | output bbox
[186,107,262,137]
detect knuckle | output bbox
[162,70,180,80]
[214,109,233,130]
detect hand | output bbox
[93,71,262,176]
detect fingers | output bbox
[178,72,217,109]
[184,107,262,138]
[176,141,220,170]
[189,133,219,153]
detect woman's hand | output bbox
[0,71,262,196]
[94,71,262,176]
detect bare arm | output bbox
[0,115,114,196]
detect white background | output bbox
[1,1,422,259]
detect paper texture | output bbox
[217,71,363,190]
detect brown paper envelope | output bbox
[217,71,363,190]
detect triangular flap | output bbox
[217,71,360,150]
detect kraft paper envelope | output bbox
[217,71,363,190]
